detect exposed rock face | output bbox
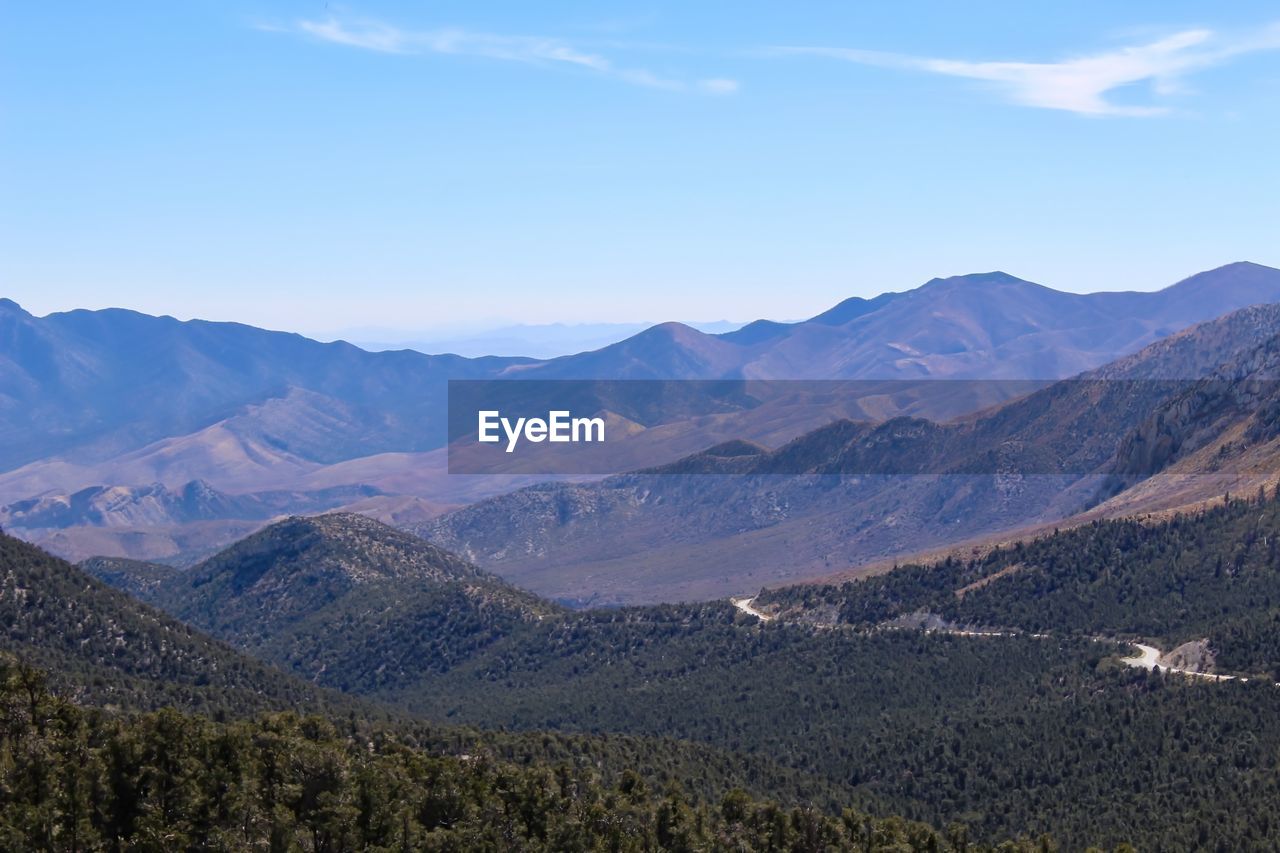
[1162,639,1217,673]
[1111,330,1280,480]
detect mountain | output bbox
[531,262,1280,381]
[348,319,744,359]
[5,262,1277,475]
[4,262,1280,566]
[0,300,526,473]
[0,526,350,715]
[100,492,1280,850]
[419,302,1280,605]
[77,555,178,597]
[0,479,379,530]
[2,535,882,848]
[123,513,556,692]
[760,489,1280,679]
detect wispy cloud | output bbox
[269,16,738,95]
[777,24,1280,116]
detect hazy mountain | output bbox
[0,299,529,473]
[530,262,1280,381]
[419,302,1280,605]
[4,262,1280,565]
[346,319,744,358]
[0,479,379,530]
[4,262,1276,474]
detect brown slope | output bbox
[418,303,1280,606]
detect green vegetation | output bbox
[110,514,558,692]
[391,612,1280,851]
[0,530,347,718]
[761,487,1280,677]
[64,494,1280,850]
[0,658,1055,852]
[0,528,911,836]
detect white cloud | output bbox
[778,23,1280,116]
[699,78,740,95]
[281,16,738,95]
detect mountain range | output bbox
[419,301,1280,604]
[344,319,744,359]
[4,261,1280,568]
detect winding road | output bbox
[731,596,774,622]
[731,595,1277,686]
[1119,642,1264,683]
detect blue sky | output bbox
[3,1,1279,334]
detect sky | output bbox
[2,1,1279,335]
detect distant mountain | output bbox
[4,262,1276,473]
[4,262,1280,565]
[0,299,521,473]
[419,302,1280,605]
[0,479,378,530]
[347,319,744,359]
[123,513,556,692]
[531,262,1280,381]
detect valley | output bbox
[12,4,1280,846]
[60,482,1280,849]
[8,266,1280,850]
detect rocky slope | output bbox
[419,303,1280,605]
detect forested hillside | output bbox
[3,658,1045,852]
[761,487,1280,677]
[0,528,347,717]
[4,526,854,826]
[102,513,559,692]
[79,503,1280,849]
[395,611,1280,850]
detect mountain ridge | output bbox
[418,301,1280,605]
[6,261,1280,566]
[105,512,559,691]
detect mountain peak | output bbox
[1163,260,1280,290]
[639,320,707,341]
[1154,262,1280,319]
[185,511,484,597]
[140,512,549,650]
[0,297,29,316]
[1208,260,1274,273]
[919,271,1035,290]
